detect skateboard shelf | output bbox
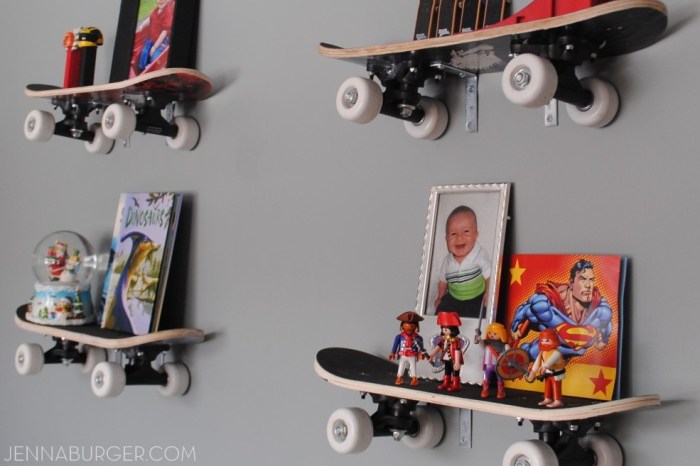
[317,347,661,464]
[24,68,212,154]
[321,0,667,138]
[14,305,205,398]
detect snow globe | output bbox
[28,231,97,325]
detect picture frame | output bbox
[110,0,200,82]
[417,183,510,319]
[414,183,510,384]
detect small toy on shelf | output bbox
[480,322,510,399]
[526,328,567,408]
[428,312,464,391]
[28,231,97,326]
[388,311,427,386]
[63,27,104,88]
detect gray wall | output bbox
[1,0,697,464]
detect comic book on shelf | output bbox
[100,192,182,335]
[502,254,627,401]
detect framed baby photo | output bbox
[110,0,200,82]
[416,183,511,321]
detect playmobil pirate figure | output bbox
[389,311,427,386]
[481,322,510,399]
[428,312,464,391]
[526,328,566,408]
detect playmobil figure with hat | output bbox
[389,311,427,386]
[428,311,464,391]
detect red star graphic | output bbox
[589,369,613,396]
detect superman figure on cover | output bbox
[510,259,613,360]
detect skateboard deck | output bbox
[25,67,212,102]
[319,0,667,71]
[15,305,204,349]
[321,0,667,136]
[24,68,212,153]
[316,347,660,422]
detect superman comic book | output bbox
[502,254,627,401]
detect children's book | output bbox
[100,192,182,335]
[502,254,627,401]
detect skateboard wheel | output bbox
[403,96,448,140]
[24,110,55,142]
[102,103,137,140]
[402,405,444,449]
[326,407,373,454]
[502,440,558,466]
[157,362,191,397]
[502,54,558,108]
[80,345,107,374]
[15,343,44,376]
[579,433,623,466]
[84,124,115,155]
[565,78,619,128]
[91,361,126,398]
[166,116,200,151]
[335,76,383,124]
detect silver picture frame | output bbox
[416,183,511,323]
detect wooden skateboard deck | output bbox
[319,0,667,73]
[15,305,204,350]
[316,347,660,423]
[26,67,212,103]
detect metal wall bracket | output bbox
[430,62,478,134]
[459,408,473,448]
[544,99,559,127]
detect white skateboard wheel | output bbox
[91,361,126,398]
[102,103,137,140]
[502,54,558,108]
[566,77,619,128]
[336,76,383,124]
[157,362,191,397]
[80,345,107,374]
[403,96,449,140]
[503,439,558,466]
[326,407,373,454]
[85,124,115,155]
[24,109,55,142]
[15,343,44,375]
[166,116,200,151]
[402,405,444,449]
[579,433,623,466]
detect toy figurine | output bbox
[389,311,427,386]
[526,328,566,408]
[58,249,81,283]
[480,322,510,399]
[45,241,68,281]
[428,312,464,391]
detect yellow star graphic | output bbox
[510,259,526,285]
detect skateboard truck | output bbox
[361,392,420,441]
[34,337,87,367]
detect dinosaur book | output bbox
[100,192,182,335]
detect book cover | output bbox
[502,254,627,401]
[100,192,182,335]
